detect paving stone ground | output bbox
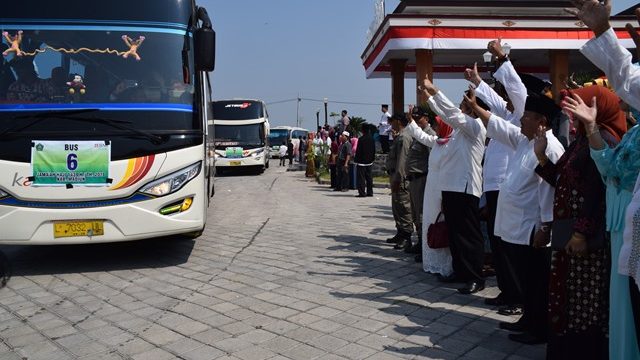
[0,166,545,360]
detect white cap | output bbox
[342,131,350,137]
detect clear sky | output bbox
[199,0,410,129]
[200,0,637,129]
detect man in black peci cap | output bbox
[465,88,565,345]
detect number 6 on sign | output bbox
[67,153,78,171]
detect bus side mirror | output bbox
[195,27,215,72]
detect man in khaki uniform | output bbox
[405,106,435,259]
[385,113,413,249]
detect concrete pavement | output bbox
[0,166,544,359]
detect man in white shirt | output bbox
[378,104,392,153]
[338,110,350,134]
[465,39,526,313]
[569,0,640,111]
[466,88,565,345]
[409,78,487,295]
[278,141,287,167]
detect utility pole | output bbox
[296,94,301,127]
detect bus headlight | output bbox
[139,162,201,197]
[0,189,7,199]
[251,149,264,157]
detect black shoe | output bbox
[333,188,342,192]
[386,235,401,244]
[497,305,523,316]
[407,244,421,254]
[499,320,526,332]
[355,194,366,198]
[437,274,463,283]
[484,294,506,306]
[508,332,547,345]
[414,254,422,263]
[457,281,485,294]
[393,238,411,250]
[366,194,374,197]
[403,243,413,253]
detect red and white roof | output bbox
[362,12,636,79]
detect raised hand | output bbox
[464,62,482,86]
[463,85,477,107]
[407,104,415,123]
[533,125,548,159]
[565,0,611,37]
[487,38,505,59]
[626,8,640,59]
[563,93,598,131]
[418,78,438,97]
[564,73,581,89]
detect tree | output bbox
[348,117,368,137]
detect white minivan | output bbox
[269,126,309,159]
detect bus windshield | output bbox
[0,27,194,107]
[0,26,200,163]
[214,124,265,148]
[268,129,289,146]
[212,101,264,120]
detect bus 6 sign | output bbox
[31,140,111,186]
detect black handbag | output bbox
[427,212,449,249]
[551,218,606,250]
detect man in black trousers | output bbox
[354,125,375,197]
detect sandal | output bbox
[498,305,523,316]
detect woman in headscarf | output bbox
[419,115,454,276]
[305,132,316,177]
[534,85,627,359]
[562,86,640,360]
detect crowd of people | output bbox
[311,2,640,359]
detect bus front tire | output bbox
[183,230,203,239]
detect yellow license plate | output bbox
[229,161,242,166]
[54,220,104,238]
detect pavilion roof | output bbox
[362,2,637,79]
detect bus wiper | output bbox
[56,115,165,144]
[0,109,102,138]
[1,111,164,144]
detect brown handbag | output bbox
[427,212,449,249]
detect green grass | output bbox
[317,169,388,184]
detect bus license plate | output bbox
[229,161,241,166]
[54,220,104,238]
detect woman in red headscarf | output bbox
[417,114,454,277]
[534,85,627,360]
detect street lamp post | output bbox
[316,109,320,131]
[323,98,328,128]
[502,42,512,57]
[483,51,493,82]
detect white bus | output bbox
[269,126,310,159]
[0,0,216,244]
[212,100,270,173]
